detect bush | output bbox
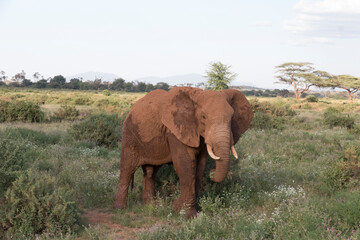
[0,128,63,196]
[2,128,61,146]
[102,90,111,96]
[0,100,45,122]
[0,171,82,238]
[250,112,273,129]
[0,137,29,197]
[326,145,360,191]
[249,99,295,130]
[323,107,355,129]
[0,100,9,122]
[51,105,79,121]
[69,113,127,148]
[306,95,318,102]
[249,98,296,117]
[74,97,91,105]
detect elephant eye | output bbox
[202,115,206,119]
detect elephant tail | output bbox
[130,174,134,190]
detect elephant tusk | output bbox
[231,146,238,159]
[207,144,220,160]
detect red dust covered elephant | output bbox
[114,87,253,217]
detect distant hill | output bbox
[67,72,119,82]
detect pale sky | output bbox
[0,0,359,88]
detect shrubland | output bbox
[0,89,360,239]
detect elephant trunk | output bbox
[209,126,231,183]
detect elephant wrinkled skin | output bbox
[114,87,253,217]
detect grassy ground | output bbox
[1,89,360,239]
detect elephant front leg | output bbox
[168,135,197,218]
[195,146,207,198]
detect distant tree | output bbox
[0,70,6,82]
[22,79,33,87]
[205,61,237,90]
[34,79,48,89]
[33,72,41,82]
[68,78,81,89]
[277,89,291,98]
[145,83,154,92]
[49,75,66,88]
[110,78,126,91]
[13,70,26,84]
[93,78,102,90]
[275,62,317,102]
[124,82,134,92]
[136,81,147,92]
[330,75,360,104]
[155,82,170,91]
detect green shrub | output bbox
[323,190,360,232]
[69,113,127,148]
[74,97,91,105]
[306,95,318,102]
[250,112,273,129]
[249,98,296,117]
[51,105,79,121]
[326,145,360,191]
[0,128,62,196]
[0,100,45,122]
[2,128,61,146]
[323,107,355,129]
[102,90,111,96]
[249,99,295,130]
[0,100,9,122]
[0,171,82,238]
[0,137,29,196]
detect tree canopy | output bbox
[205,61,237,90]
[275,62,318,102]
[329,75,360,104]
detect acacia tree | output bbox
[275,62,318,102]
[331,75,360,104]
[205,61,237,90]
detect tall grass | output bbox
[1,92,360,239]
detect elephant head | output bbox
[161,87,253,182]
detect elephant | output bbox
[114,87,253,217]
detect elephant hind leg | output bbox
[114,166,138,209]
[142,165,161,205]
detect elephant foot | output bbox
[113,200,127,209]
[142,196,156,205]
[173,198,197,218]
[172,197,184,211]
[186,207,198,219]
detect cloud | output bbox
[294,0,360,14]
[284,0,360,39]
[290,37,334,46]
[251,20,273,27]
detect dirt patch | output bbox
[83,209,138,239]
[83,208,162,240]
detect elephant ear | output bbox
[161,87,201,148]
[222,89,254,144]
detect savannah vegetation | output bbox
[0,87,360,239]
[1,62,360,239]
